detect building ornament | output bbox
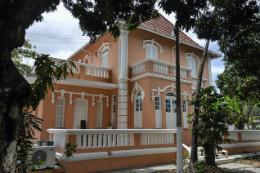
[131,82,145,103]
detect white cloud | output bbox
[211,65,224,74]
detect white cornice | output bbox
[25,73,118,90]
[130,73,193,84]
[138,26,221,58]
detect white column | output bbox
[118,21,129,129]
[207,57,212,86]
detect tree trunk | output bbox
[190,40,210,164]
[175,24,183,173]
[236,121,245,129]
[204,143,216,166]
[0,1,55,172]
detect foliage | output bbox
[63,141,77,173]
[193,161,209,173]
[195,0,260,78]
[16,108,43,173]
[11,39,36,76]
[216,62,260,100]
[63,0,159,42]
[226,97,260,129]
[188,86,234,165]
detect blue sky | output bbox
[25,3,224,83]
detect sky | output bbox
[25,3,224,83]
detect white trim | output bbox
[130,59,192,71]
[143,39,163,53]
[131,82,145,103]
[110,147,177,158]
[220,142,260,149]
[130,73,193,85]
[25,73,117,90]
[97,42,110,57]
[151,83,191,100]
[53,89,109,107]
[185,52,200,64]
[47,128,177,135]
[138,26,221,58]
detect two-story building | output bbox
[25,14,222,172]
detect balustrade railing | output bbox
[153,62,169,74]
[227,130,260,141]
[49,57,111,80]
[47,129,176,149]
[173,68,188,77]
[132,63,145,75]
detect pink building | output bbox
[25,15,260,173]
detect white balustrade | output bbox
[48,129,176,149]
[85,66,109,78]
[174,68,188,77]
[132,63,145,75]
[153,62,169,74]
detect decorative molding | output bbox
[51,92,55,103]
[131,82,145,103]
[185,52,200,64]
[151,83,191,100]
[143,39,163,53]
[53,89,109,107]
[130,73,193,85]
[97,42,110,57]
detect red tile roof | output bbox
[140,14,221,57]
[67,14,221,60]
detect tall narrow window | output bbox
[182,100,189,129]
[111,95,116,128]
[134,92,143,128]
[74,99,88,129]
[155,97,162,128]
[146,44,158,60]
[96,100,103,128]
[56,97,65,128]
[187,57,197,77]
[101,48,108,68]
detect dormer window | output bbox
[146,44,158,60]
[187,57,197,77]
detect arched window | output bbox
[96,100,103,128]
[56,97,66,128]
[146,44,158,60]
[187,57,197,77]
[101,48,109,68]
[84,54,91,64]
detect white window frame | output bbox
[134,92,143,128]
[56,97,66,128]
[73,98,88,129]
[146,44,158,60]
[187,57,197,77]
[111,95,116,128]
[155,96,162,128]
[182,99,189,129]
[101,48,109,68]
[165,92,177,129]
[96,100,103,128]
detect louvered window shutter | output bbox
[146,45,151,59]
[152,46,158,60]
[56,97,65,128]
[191,58,197,77]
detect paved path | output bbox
[219,163,260,173]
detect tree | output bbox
[188,86,233,166]
[192,0,260,164]
[0,1,159,172]
[11,39,35,76]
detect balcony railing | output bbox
[50,57,111,82]
[47,129,177,150]
[130,59,191,78]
